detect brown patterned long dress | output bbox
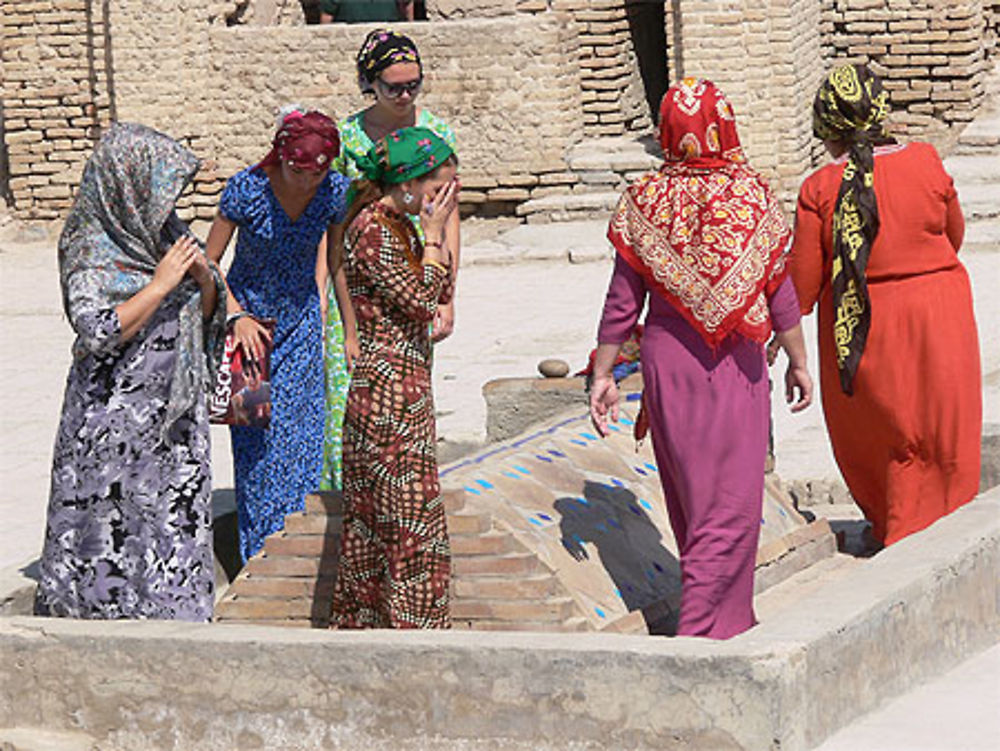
[329,202,452,629]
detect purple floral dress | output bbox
[35,124,226,622]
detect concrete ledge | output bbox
[1,492,997,750]
[481,373,642,443]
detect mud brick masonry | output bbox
[2,0,999,221]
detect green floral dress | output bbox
[320,108,456,490]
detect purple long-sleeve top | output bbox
[597,255,801,346]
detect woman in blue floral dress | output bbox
[35,123,227,621]
[206,109,350,561]
[321,28,458,491]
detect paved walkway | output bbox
[814,642,1000,751]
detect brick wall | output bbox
[434,1,654,136]
[1,0,113,219]
[3,3,584,220]
[675,0,825,202]
[428,0,523,17]
[2,0,998,220]
[231,0,306,25]
[821,0,992,145]
[990,2,1000,57]
[553,0,650,136]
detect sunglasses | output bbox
[376,77,423,99]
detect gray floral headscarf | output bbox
[58,122,226,441]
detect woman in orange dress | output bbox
[789,64,982,548]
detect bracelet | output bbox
[226,311,251,327]
[423,259,449,275]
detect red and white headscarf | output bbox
[259,109,339,172]
[608,78,791,347]
[659,77,745,167]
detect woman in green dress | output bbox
[321,28,458,491]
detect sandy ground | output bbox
[1,215,996,572]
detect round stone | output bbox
[537,358,570,378]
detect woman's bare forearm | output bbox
[115,280,169,343]
[592,342,623,380]
[775,324,808,368]
[444,209,460,279]
[199,276,218,320]
[333,266,357,342]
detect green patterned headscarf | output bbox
[355,126,454,185]
[813,64,895,394]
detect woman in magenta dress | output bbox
[590,79,814,639]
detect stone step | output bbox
[451,596,579,622]
[753,552,862,624]
[957,183,1000,221]
[452,573,558,600]
[952,140,1000,156]
[216,618,315,628]
[452,615,592,632]
[304,491,343,515]
[963,219,1000,252]
[954,108,1000,154]
[449,530,520,556]
[451,551,544,577]
[953,139,1000,156]
[242,551,339,578]
[283,510,342,536]
[0,728,99,751]
[567,135,660,163]
[462,219,613,264]
[943,154,1000,184]
[597,609,649,634]
[440,488,467,513]
[214,594,317,621]
[497,218,609,248]
[446,511,493,535]
[263,531,341,558]
[227,573,336,600]
[570,149,659,171]
[515,191,620,223]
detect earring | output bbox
[403,191,415,204]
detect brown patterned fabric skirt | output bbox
[329,354,451,629]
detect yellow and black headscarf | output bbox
[355,28,421,95]
[813,64,895,394]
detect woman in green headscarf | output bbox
[319,28,457,494]
[788,64,981,550]
[329,126,459,629]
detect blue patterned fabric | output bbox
[220,166,349,561]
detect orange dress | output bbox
[789,142,981,545]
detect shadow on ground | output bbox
[555,479,681,635]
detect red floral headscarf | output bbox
[658,78,745,167]
[607,79,791,348]
[259,109,339,172]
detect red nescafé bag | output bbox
[208,318,276,428]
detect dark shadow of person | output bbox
[624,0,670,125]
[211,488,242,584]
[555,480,681,635]
[310,489,343,627]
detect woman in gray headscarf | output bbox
[35,123,227,621]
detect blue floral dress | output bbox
[220,166,349,561]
